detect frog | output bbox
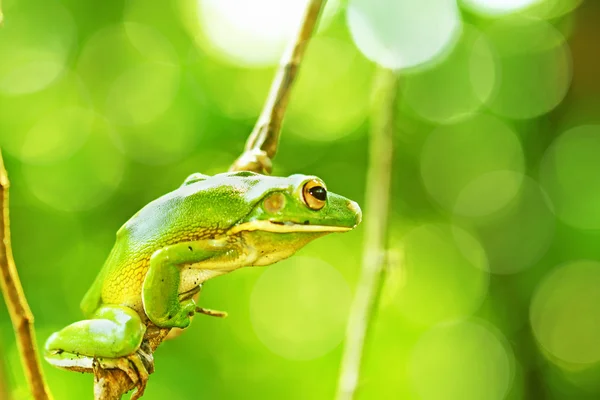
[44,171,362,399]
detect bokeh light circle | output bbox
[186,47,274,119]
[523,0,583,19]
[19,107,94,165]
[479,17,571,120]
[454,171,524,218]
[0,0,76,95]
[455,174,555,274]
[347,0,462,70]
[0,72,92,159]
[421,114,525,215]
[402,24,496,124]
[541,125,600,230]
[286,37,373,142]
[394,224,489,326]
[111,100,201,166]
[410,319,514,400]
[194,0,340,66]
[531,261,600,365]
[22,116,125,212]
[250,256,351,360]
[105,62,180,126]
[123,22,179,66]
[77,23,180,126]
[461,0,543,16]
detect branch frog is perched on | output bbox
[44,171,362,398]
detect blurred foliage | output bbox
[0,0,600,399]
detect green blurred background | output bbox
[1,0,599,398]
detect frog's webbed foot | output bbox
[94,344,154,400]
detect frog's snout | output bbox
[347,200,362,226]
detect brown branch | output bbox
[336,68,399,400]
[229,0,327,175]
[0,150,53,400]
[93,326,169,400]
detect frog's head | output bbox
[216,173,361,266]
[229,173,362,236]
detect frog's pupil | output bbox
[309,186,327,201]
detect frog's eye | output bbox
[302,179,327,210]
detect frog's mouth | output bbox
[229,220,353,234]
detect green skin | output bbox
[44,171,361,396]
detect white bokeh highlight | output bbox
[462,0,543,16]
[347,0,462,70]
[195,0,340,66]
[401,24,496,124]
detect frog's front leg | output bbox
[142,239,238,329]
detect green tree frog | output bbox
[44,171,361,398]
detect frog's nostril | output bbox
[347,201,362,225]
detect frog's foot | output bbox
[93,347,153,400]
[153,299,197,329]
[164,305,228,341]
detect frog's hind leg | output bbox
[45,305,149,396]
[45,305,146,360]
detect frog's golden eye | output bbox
[264,192,286,213]
[302,179,327,210]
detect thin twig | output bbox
[0,150,53,400]
[229,0,327,174]
[336,68,398,400]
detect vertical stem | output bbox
[0,150,52,400]
[229,0,327,174]
[336,68,398,400]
